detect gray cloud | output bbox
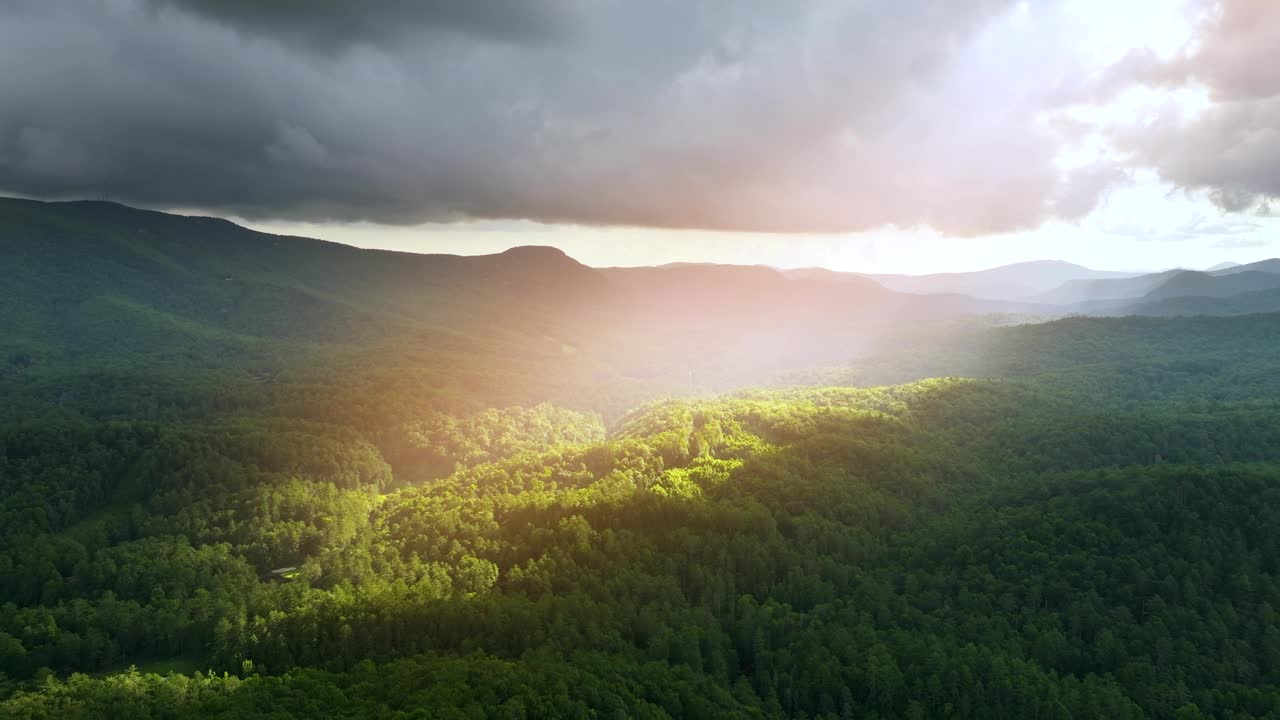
[144,0,585,49]
[0,0,1116,235]
[1115,0,1280,214]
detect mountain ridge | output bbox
[7,197,1280,344]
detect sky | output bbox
[1,0,1278,273]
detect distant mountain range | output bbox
[798,257,1280,318]
[1212,259,1280,276]
[852,260,1140,301]
[1036,259,1280,315]
[0,198,1050,404]
[4,197,1280,396]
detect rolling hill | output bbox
[1034,269,1184,305]
[1123,287,1280,317]
[1141,269,1280,301]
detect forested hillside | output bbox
[6,377,1280,718]
[0,197,1021,426]
[5,201,1280,718]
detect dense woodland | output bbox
[5,200,1280,718]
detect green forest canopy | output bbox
[5,362,1280,717]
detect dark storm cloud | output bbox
[0,0,1113,234]
[1115,0,1280,215]
[145,0,583,48]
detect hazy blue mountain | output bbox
[1038,269,1185,305]
[1040,259,1280,308]
[1142,270,1280,301]
[1210,258,1280,276]
[1047,267,1280,314]
[1207,261,1241,272]
[1121,287,1280,317]
[858,259,1137,301]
